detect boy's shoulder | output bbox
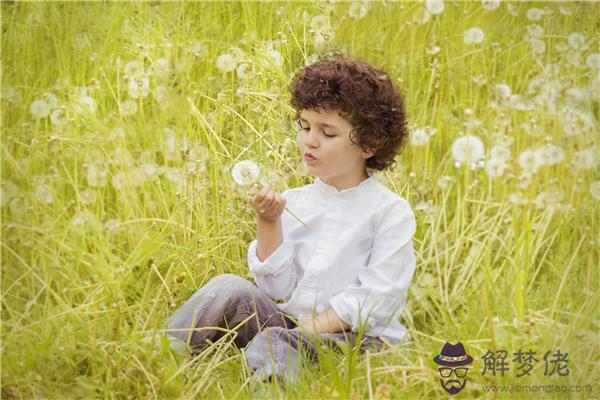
[372,180,415,218]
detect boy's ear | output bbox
[361,147,377,159]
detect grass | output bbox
[1,1,598,399]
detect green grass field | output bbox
[1,1,598,398]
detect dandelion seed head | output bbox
[481,0,500,11]
[451,135,485,163]
[120,99,138,116]
[231,160,261,186]
[485,158,507,178]
[216,53,237,73]
[464,27,485,44]
[590,181,600,200]
[526,8,545,21]
[529,38,546,54]
[568,32,588,51]
[349,1,371,19]
[425,0,444,15]
[29,99,50,119]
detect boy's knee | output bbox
[208,273,256,301]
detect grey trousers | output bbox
[166,273,384,382]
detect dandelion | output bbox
[536,144,565,166]
[215,53,236,73]
[232,160,261,186]
[437,176,453,190]
[35,183,53,204]
[231,160,308,228]
[526,8,544,21]
[86,162,107,187]
[124,60,144,78]
[490,145,511,161]
[29,99,50,119]
[78,95,97,113]
[559,106,595,136]
[529,38,546,54]
[265,49,283,67]
[534,190,564,212]
[566,50,584,68]
[141,163,160,180]
[349,1,370,19]
[567,32,588,51]
[585,53,599,69]
[509,192,528,205]
[559,6,572,15]
[113,147,134,167]
[186,41,208,58]
[526,25,544,38]
[563,86,587,106]
[517,149,542,174]
[229,46,246,64]
[1,180,18,207]
[571,147,598,170]
[493,83,511,101]
[310,14,331,32]
[464,27,484,44]
[43,92,59,109]
[72,210,98,229]
[484,158,507,178]
[108,127,126,140]
[451,135,485,164]
[80,188,97,205]
[590,181,600,201]
[153,58,172,79]
[9,197,29,215]
[155,85,169,103]
[128,76,150,99]
[50,108,69,126]
[425,0,444,15]
[120,99,138,116]
[1,86,21,103]
[236,62,252,80]
[481,0,500,11]
[409,127,434,146]
[426,45,440,55]
[507,3,518,16]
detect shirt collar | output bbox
[312,169,378,197]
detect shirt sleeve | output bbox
[328,206,417,334]
[247,238,297,300]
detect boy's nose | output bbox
[305,130,319,148]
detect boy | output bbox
[167,56,416,384]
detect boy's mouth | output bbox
[304,152,317,161]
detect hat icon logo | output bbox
[433,342,473,395]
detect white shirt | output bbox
[247,170,417,345]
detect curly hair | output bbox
[289,56,409,171]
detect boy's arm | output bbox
[247,186,298,301]
[325,206,417,335]
[256,215,283,262]
[298,307,351,334]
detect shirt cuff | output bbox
[247,238,294,277]
[328,292,377,334]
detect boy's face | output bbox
[296,108,375,189]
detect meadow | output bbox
[1,1,598,398]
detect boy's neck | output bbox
[320,169,370,192]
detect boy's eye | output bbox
[297,123,335,138]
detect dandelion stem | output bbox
[285,207,308,228]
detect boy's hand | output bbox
[251,184,286,222]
